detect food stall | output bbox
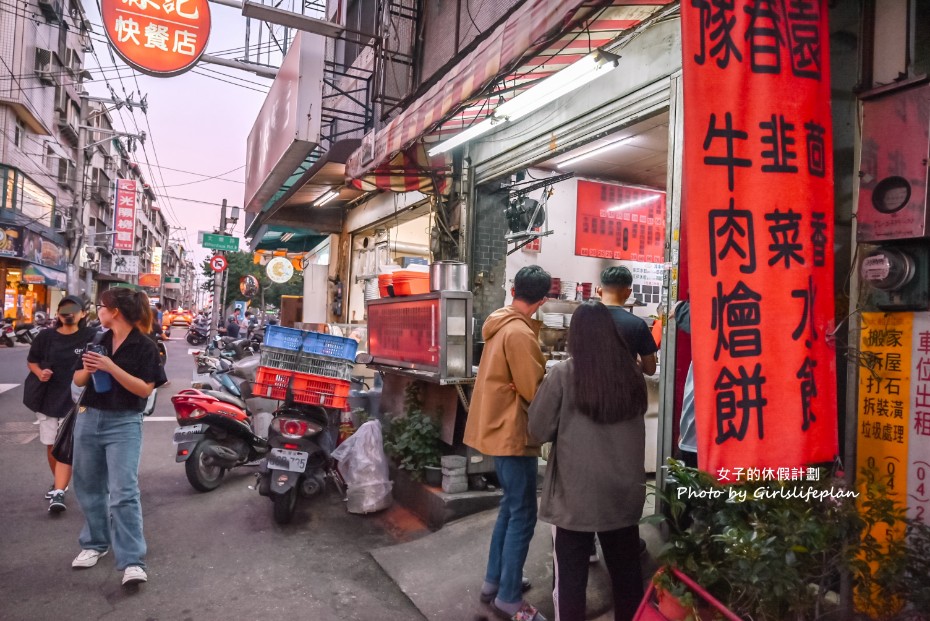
[361,263,496,479]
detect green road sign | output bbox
[165,276,181,283]
[202,233,239,252]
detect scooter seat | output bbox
[202,390,247,410]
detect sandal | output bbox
[478,576,533,603]
[488,600,547,621]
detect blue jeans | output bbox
[72,407,146,571]
[485,456,538,603]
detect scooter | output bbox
[1,317,35,345]
[186,319,209,345]
[170,388,271,492]
[256,399,345,525]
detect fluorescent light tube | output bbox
[557,136,633,168]
[313,189,339,207]
[428,49,620,157]
[607,194,664,212]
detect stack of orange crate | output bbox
[253,325,357,410]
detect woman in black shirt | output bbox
[71,288,166,587]
[26,295,96,513]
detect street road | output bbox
[0,333,425,620]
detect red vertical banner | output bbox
[681,1,837,478]
[114,179,137,251]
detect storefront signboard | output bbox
[100,0,211,77]
[0,225,23,257]
[114,179,137,251]
[574,181,665,262]
[681,1,837,475]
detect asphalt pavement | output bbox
[0,331,426,621]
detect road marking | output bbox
[0,421,38,444]
[0,384,19,395]
[145,417,177,422]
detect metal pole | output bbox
[68,110,87,296]
[211,200,226,340]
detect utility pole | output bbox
[211,199,227,340]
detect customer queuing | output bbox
[24,295,96,513]
[529,301,649,621]
[597,266,659,376]
[71,288,167,586]
[464,265,551,621]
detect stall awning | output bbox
[22,265,67,288]
[345,0,674,182]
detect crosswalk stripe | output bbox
[0,384,19,395]
[144,417,177,422]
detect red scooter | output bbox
[171,389,270,492]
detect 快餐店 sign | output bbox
[681,1,837,477]
[101,0,211,77]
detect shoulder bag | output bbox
[22,333,50,413]
[51,383,84,466]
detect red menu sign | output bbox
[101,0,211,77]
[114,179,137,251]
[575,180,665,262]
[681,0,837,477]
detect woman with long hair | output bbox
[71,288,166,586]
[528,301,648,621]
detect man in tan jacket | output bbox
[465,265,551,621]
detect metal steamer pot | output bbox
[429,261,469,292]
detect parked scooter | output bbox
[1,317,37,345]
[256,400,345,525]
[171,388,271,492]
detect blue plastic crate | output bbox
[302,331,358,361]
[264,325,305,352]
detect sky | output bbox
[81,1,275,272]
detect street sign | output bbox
[209,254,228,272]
[202,233,239,252]
[165,276,181,283]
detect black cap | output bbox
[58,295,86,310]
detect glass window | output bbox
[19,173,55,225]
[914,0,930,77]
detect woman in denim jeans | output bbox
[71,288,166,587]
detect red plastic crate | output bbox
[291,372,350,409]
[253,366,294,400]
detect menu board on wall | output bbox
[574,180,666,262]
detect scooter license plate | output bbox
[173,424,206,444]
[267,448,308,473]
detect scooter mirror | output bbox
[355,352,373,364]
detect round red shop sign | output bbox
[101,0,211,77]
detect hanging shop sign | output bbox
[111,254,140,275]
[575,181,666,262]
[265,256,294,283]
[100,0,211,77]
[681,1,837,476]
[114,179,137,251]
[152,246,162,275]
[139,273,161,288]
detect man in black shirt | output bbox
[597,266,659,376]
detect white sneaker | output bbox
[122,565,148,585]
[72,549,108,568]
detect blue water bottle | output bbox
[86,344,112,393]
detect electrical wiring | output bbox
[159,165,245,188]
[190,68,269,93]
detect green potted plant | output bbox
[382,383,441,483]
[645,459,930,621]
